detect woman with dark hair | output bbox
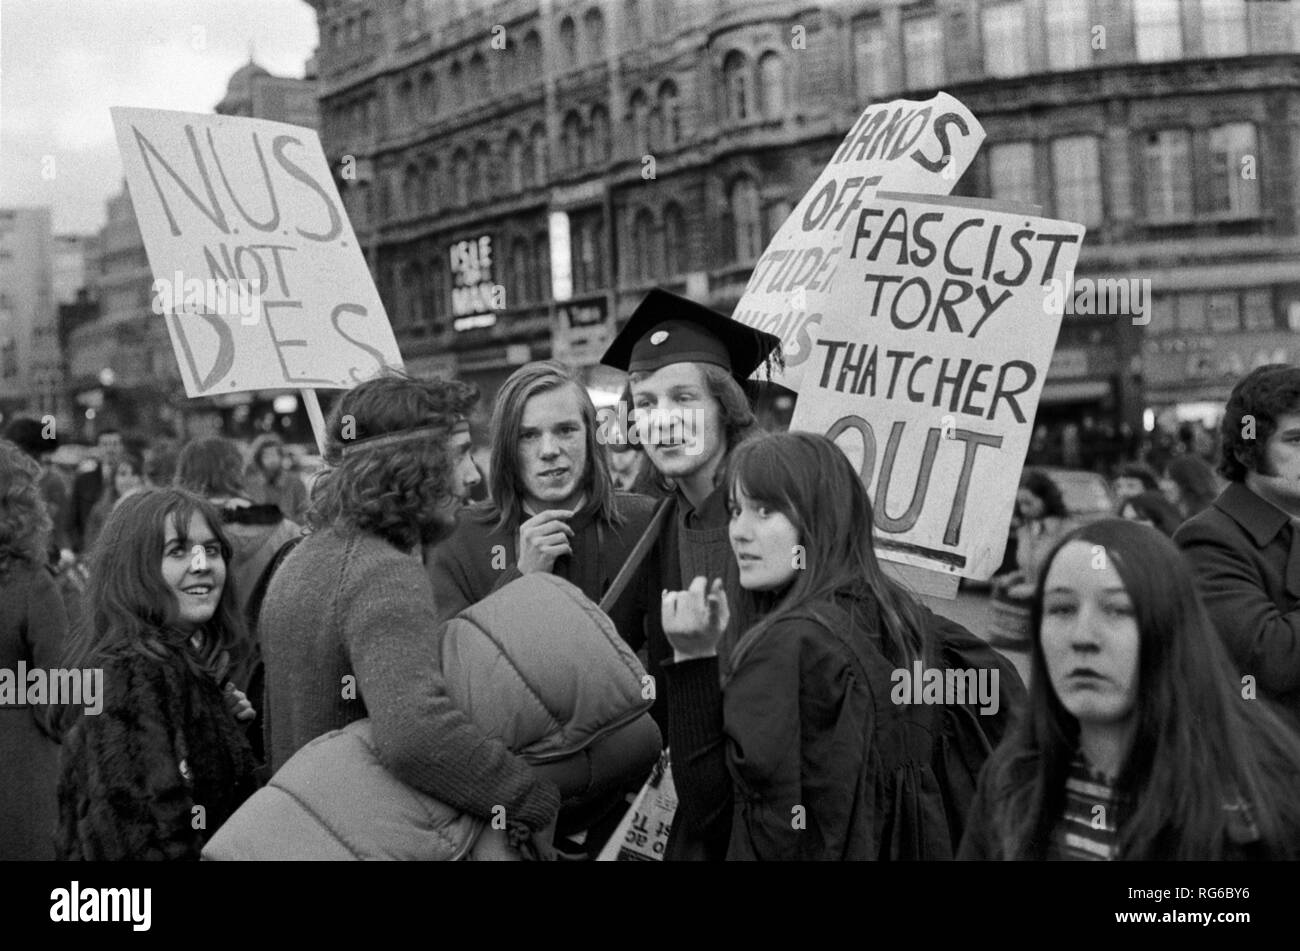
[1118,491,1183,538]
[1164,454,1220,521]
[1112,462,1160,503]
[960,519,1300,860]
[0,440,69,859]
[989,469,1073,648]
[260,370,561,852]
[83,449,147,555]
[660,432,1024,860]
[54,488,259,860]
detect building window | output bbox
[1134,0,1183,62]
[1208,123,1260,216]
[510,238,531,306]
[419,71,436,118]
[757,52,784,119]
[764,199,792,244]
[562,111,585,169]
[658,81,681,147]
[468,53,488,100]
[632,208,657,280]
[590,105,611,164]
[1208,292,1241,333]
[730,176,762,262]
[982,2,1028,77]
[625,0,643,47]
[448,61,464,105]
[1142,130,1192,220]
[559,16,577,66]
[522,31,542,81]
[530,124,548,184]
[903,15,944,89]
[452,149,469,206]
[722,51,749,121]
[1202,0,1249,56]
[398,79,414,125]
[583,7,606,62]
[473,141,494,202]
[1175,293,1208,332]
[534,232,550,300]
[853,18,890,102]
[1043,0,1091,70]
[572,211,604,292]
[424,158,441,209]
[989,142,1036,205]
[663,203,686,275]
[506,133,525,193]
[1051,136,1102,227]
[629,89,651,155]
[1243,288,1274,330]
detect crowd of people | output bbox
[3,287,1300,861]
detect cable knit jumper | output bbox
[259,525,560,830]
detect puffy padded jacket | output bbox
[204,573,662,860]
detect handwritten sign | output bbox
[790,192,1086,579]
[731,92,986,392]
[111,108,402,397]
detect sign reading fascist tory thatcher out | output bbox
[731,92,985,392]
[111,107,403,397]
[789,192,1086,579]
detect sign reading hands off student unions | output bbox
[731,92,985,392]
[789,192,1086,580]
[111,108,403,397]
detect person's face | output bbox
[1040,541,1140,730]
[1016,487,1045,519]
[98,433,123,466]
[161,511,226,633]
[258,445,282,472]
[728,486,800,592]
[1258,411,1300,484]
[1113,476,1145,501]
[517,385,588,511]
[607,446,641,490]
[1159,477,1181,507]
[629,363,726,483]
[114,460,143,498]
[432,429,481,531]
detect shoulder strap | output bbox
[598,497,673,613]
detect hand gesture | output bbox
[662,576,729,662]
[516,509,574,574]
[224,682,256,722]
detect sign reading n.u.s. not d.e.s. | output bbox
[731,92,985,392]
[789,192,1086,580]
[111,108,403,397]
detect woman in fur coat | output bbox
[54,488,259,861]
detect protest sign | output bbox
[789,192,1086,580]
[731,92,985,392]
[111,108,403,400]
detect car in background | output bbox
[1037,467,1117,523]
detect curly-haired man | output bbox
[1176,363,1300,729]
[259,371,560,840]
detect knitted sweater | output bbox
[259,525,560,830]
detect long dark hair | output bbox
[1165,455,1218,519]
[0,439,50,578]
[56,488,248,735]
[1019,469,1068,519]
[482,360,619,532]
[724,431,927,670]
[983,519,1300,859]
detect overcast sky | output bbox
[1,0,320,235]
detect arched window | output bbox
[468,52,488,100]
[629,89,651,155]
[409,261,426,327]
[764,198,792,244]
[506,132,526,193]
[403,164,420,217]
[473,140,493,202]
[583,7,606,62]
[729,176,762,262]
[448,61,464,106]
[358,180,372,226]
[533,231,551,300]
[657,81,681,147]
[360,11,372,38]
[424,156,441,210]
[330,23,342,50]
[723,51,749,121]
[558,16,577,66]
[416,163,430,214]
[562,111,584,169]
[625,0,643,47]
[758,52,784,118]
[662,202,686,275]
[510,238,531,306]
[632,208,657,280]
[589,105,611,164]
[419,70,436,119]
[522,30,542,79]
[451,149,469,206]
[428,261,446,325]
[398,78,415,125]
[531,123,548,184]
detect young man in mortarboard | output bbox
[601,288,781,860]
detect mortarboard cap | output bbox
[599,288,782,381]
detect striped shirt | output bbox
[1050,754,1124,861]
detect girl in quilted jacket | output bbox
[661,431,1022,860]
[959,519,1300,860]
[54,488,259,860]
